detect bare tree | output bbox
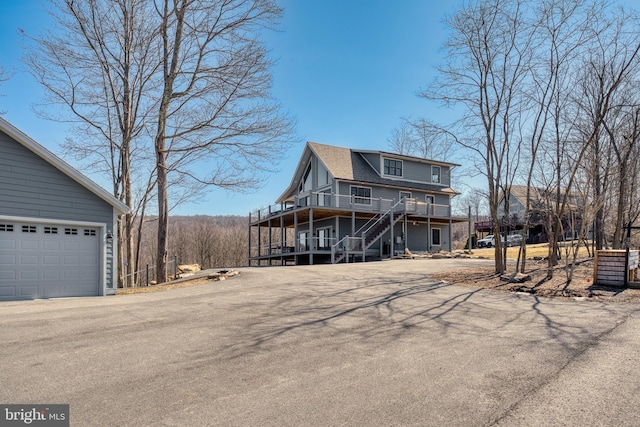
[24,0,295,285]
[387,119,414,156]
[23,0,160,287]
[152,0,296,280]
[388,117,454,160]
[570,8,640,253]
[422,0,532,273]
[514,0,604,273]
[0,66,10,114]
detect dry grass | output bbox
[471,242,577,260]
[116,277,213,294]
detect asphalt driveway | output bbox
[1,258,639,426]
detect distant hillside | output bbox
[135,215,250,271]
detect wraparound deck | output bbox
[249,191,469,266]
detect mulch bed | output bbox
[429,258,640,302]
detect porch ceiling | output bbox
[251,208,467,228]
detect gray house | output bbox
[0,117,129,300]
[249,142,468,265]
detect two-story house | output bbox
[248,142,468,265]
[475,185,586,244]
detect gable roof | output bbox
[504,185,583,210]
[0,117,129,215]
[277,141,460,203]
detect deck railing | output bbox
[251,192,451,220]
[250,236,338,258]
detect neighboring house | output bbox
[249,141,468,266]
[476,185,585,243]
[0,117,129,300]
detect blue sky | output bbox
[1,0,638,216]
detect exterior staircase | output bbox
[332,200,405,264]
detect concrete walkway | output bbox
[1,259,639,426]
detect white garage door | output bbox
[0,221,100,300]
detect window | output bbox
[351,186,372,205]
[22,225,37,233]
[431,166,441,184]
[399,191,412,200]
[0,224,14,232]
[317,190,331,207]
[318,227,332,249]
[431,228,441,246]
[299,164,312,192]
[84,229,97,236]
[318,162,331,186]
[65,228,78,235]
[44,227,58,234]
[298,232,309,252]
[384,158,403,177]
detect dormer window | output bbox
[384,158,403,177]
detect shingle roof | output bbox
[275,141,459,203]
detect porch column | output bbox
[247,213,252,267]
[449,218,453,252]
[294,210,298,265]
[427,217,431,252]
[404,214,408,252]
[257,210,262,264]
[390,218,394,258]
[309,208,314,265]
[280,210,285,266]
[268,206,272,266]
[351,210,356,236]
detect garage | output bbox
[0,117,129,300]
[0,220,101,300]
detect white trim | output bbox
[317,226,332,249]
[431,227,442,246]
[399,191,412,200]
[382,157,404,178]
[0,215,108,297]
[0,117,129,215]
[108,210,119,295]
[0,215,105,227]
[431,165,442,184]
[349,185,373,205]
[357,149,461,168]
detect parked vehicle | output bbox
[477,234,517,248]
[477,234,497,248]
[506,234,523,247]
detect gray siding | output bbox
[401,159,427,182]
[378,157,451,187]
[338,181,451,207]
[362,153,380,173]
[0,131,114,225]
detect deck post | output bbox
[268,205,272,259]
[294,210,298,265]
[280,209,285,266]
[404,214,408,253]
[449,218,453,252]
[257,211,262,263]
[309,207,314,265]
[248,212,252,266]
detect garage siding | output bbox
[0,130,114,225]
[0,129,118,296]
